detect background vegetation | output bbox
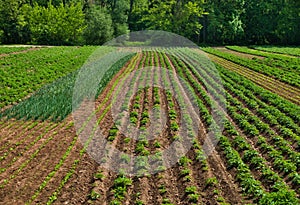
[0,0,299,45]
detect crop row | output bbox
[202,47,300,87]
[176,48,300,173]
[160,51,204,204]
[226,46,298,60]
[0,46,102,109]
[196,55,300,189]
[226,99,299,187]
[226,46,300,74]
[221,74,300,135]
[0,121,48,171]
[0,46,32,55]
[0,122,62,189]
[212,63,300,123]
[90,53,149,204]
[44,53,142,205]
[167,48,299,203]
[103,50,224,204]
[205,52,300,105]
[251,46,300,57]
[1,50,134,122]
[160,50,233,204]
[0,52,140,204]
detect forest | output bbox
[0,0,299,45]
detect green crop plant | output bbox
[94,171,105,180]
[89,190,101,200]
[130,111,139,118]
[158,185,167,194]
[205,177,218,187]
[180,168,191,177]
[124,137,131,144]
[179,156,192,167]
[202,47,300,88]
[135,200,144,205]
[45,53,139,204]
[120,154,131,163]
[168,110,177,120]
[162,198,174,205]
[154,141,161,148]
[155,166,166,172]
[170,122,179,132]
[1,50,134,122]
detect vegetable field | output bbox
[0,46,299,205]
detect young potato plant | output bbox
[45,53,141,204]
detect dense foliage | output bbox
[0,0,298,45]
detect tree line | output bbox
[0,0,299,45]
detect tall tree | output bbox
[83,5,114,45]
[95,0,130,37]
[274,0,300,44]
[0,0,29,44]
[205,0,245,44]
[140,0,206,42]
[128,0,148,31]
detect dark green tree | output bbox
[0,0,29,44]
[205,0,245,44]
[95,0,130,37]
[128,0,148,31]
[83,5,114,45]
[274,0,300,44]
[242,0,300,44]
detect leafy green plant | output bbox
[94,171,104,180]
[180,168,191,177]
[205,177,218,187]
[89,190,100,200]
[170,122,179,132]
[185,186,197,194]
[154,141,161,148]
[179,156,192,167]
[158,185,167,194]
[124,137,131,144]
